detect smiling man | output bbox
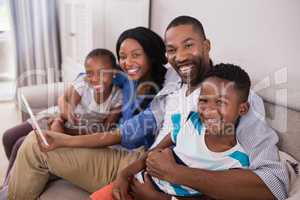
[129,16,289,200]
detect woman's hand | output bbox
[146,148,177,182]
[35,130,71,152]
[112,174,132,200]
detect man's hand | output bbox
[146,148,177,182]
[112,174,132,200]
[130,173,169,200]
[35,130,71,152]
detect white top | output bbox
[72,75,123,119]
[151,84,200,148]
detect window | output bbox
[0,0,10,32]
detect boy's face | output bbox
[197,77,249,136]
[165,24,210,85]
[85,56,114,90]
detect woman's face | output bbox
[118,38,151,80]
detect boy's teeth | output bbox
[94,85,102,89]
[94,85,104,92]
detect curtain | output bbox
[9,0,61,88]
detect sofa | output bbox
[17,80,300,200]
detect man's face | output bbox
[165,24,210,85]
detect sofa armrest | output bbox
[17,82,68,121]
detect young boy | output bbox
[90,63,252,199]
[50,48,123,134]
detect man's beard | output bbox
[187,56,207,87]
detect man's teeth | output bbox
[128,68,139,74]
[179,65,193,73]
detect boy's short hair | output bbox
[85,48,117,68]
[166,15,207,40]
[203,63,251,102]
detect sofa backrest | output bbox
[18,82,67,121]
[18,74,300,162]
[264,101,300,161]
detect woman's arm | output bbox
[41,96,165,151]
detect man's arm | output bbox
[146,149,274,200]
[166,166,274,200]
[236,92,289,200]
[235,119,289,200]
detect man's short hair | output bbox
[166,15,207,39]
[203,63,251,102]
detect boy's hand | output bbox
[112,174,132,200]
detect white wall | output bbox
[151,0,300,110]
[58,0,150,82]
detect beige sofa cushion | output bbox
[39,179,90,200]
[264,101,300,161]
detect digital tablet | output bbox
[21,94,49,146]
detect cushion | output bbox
[264,101,300,161]
[39,179,90,200]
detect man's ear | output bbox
[239,102,250,116]
[203,39,211,53]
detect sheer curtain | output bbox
[9,0,61,88]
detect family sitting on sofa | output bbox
[1,16,289,200]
